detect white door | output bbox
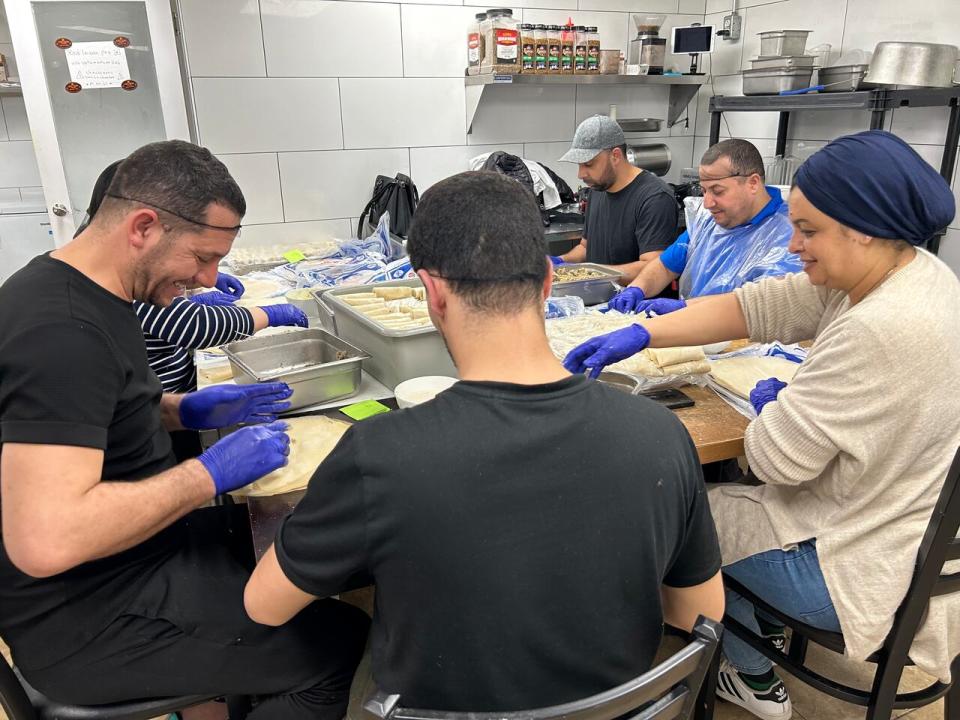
[5,0,189,245]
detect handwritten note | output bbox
[64,42,130,89]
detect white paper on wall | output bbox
[64,42,130,89]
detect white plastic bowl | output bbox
[394,376,458,408]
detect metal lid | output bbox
[486,8,513,16]
[535,23,547,29]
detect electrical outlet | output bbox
[721,12,742,41]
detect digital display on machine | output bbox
[672,25,715,54]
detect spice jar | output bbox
[586,26,601,74]
[534,24,549,74]
[467,12,486,72]
[560,21,575,74]
[574,26,588,74]
[520,24,536,73]
[546,25,562,74]
[480,9,521,74]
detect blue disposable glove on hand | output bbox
[262,303,309,328]
[198,421,290,495]
[190,290,238,307]
[179,382,293,430]
[749,377,788,415]
[549,255,566,266]
[215,272,245,298]
[607,287,646,314]
[636,298,687,317]
[563,323,651,379]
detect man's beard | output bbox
[587,166,616,192]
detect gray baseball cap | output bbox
[560,115,626,164]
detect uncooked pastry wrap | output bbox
[709,356,801,399]
[230,415,351,497]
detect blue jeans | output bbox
[723,540,841,674]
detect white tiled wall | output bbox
[177,0,709,242]
[0,6,42,206]
[694,0,960,275]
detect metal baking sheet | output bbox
[551,263,623,306]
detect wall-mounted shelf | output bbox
[464,73,705,133]
[0,81,23,96]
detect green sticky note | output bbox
[340,400,391,421]
[282,249,307,263]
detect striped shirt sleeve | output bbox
[134,297,256,350]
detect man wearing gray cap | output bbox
[556,115,678,283]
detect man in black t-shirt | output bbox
[0,141,367,719]
[555,115,678,282]
[244,171,724,713]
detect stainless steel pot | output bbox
[626,143,671,176]
[865,42,958,88]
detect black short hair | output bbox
[406,171,548,314]
[701,138,765,180]
[97,140,245,230]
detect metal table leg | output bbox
[710,111,721,146]
[775,112,789,157]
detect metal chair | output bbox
[721,446,960,720]
[362,616,722,720]
[0,651,250,720]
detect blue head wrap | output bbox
[793,130,955,246]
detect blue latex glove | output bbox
[189,290,238,307]
[549,255,566,266]
[215,272,245,298]
[749,378,788,415]
[636,297,687,317]
[607,287,646,314]
[198,421,290,495]
[179,382,293,430]
[563,324,651,379]
[262,303,309,328]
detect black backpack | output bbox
[358,173,419,239]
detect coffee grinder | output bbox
[628,14,666,74]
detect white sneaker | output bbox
[716,658,792,720]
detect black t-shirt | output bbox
[0,254,179,670]
[583,171,678,265]
[276,376,720,712]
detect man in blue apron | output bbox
[608,139,800,315]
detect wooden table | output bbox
[245,385,748,559]
[674,385,749,464]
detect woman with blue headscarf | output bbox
[564,131,960,719]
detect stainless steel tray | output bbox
[750,55,815,70]
[223,328,368,410]
[818,63,876,92]
[598,371,641,394]
[551,263,623,306]
[315,279,458,389]
[742,66,814,95]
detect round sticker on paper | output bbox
[55,37,72,49]
[113,36,130,48]
[121,79,138,91]
[65,82,82,93]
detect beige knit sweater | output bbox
[709,249,960,681]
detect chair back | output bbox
[363,617,721,720]
[879,446,960,668]
[0,652,37,720]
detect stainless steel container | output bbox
[551,263,623,306]
[315,279,457,390]
[758,30,810,57]
[742,66,814,95]
[750,55,815,70]
[626,143,671,177]
[818,63,875,92]
[618,118,662,132]
[597,371,640,394]
[865,41,958,88]
[223,329,368,410]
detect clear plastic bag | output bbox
[544,295,585,319]
[679,194,802,298]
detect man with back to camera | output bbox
[606,139,801,317]
[554,115,679,283]
[0,140,368,719]
[243,170,725,712]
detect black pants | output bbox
[22,506,370,720]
